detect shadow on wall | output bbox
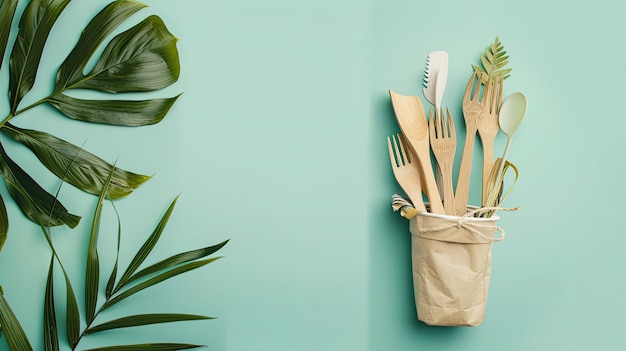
[368,92,471,349]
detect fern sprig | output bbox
[472,36,511,82]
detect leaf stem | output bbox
[0,113,13,129]
[43,225,111,351]
[71,309,98,351]
[13,98,49,117]
[71,288,121,350]
[0,97,50,128]
[40,227,66,276]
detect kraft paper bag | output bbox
[409,209,504,327]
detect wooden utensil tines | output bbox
[389,90,444,214]
[477,77,503,205]
[429,107,456,215]
[453,72,491,216]
[423,51,449,200]
[387,133,426,212]
[483,92,527,217]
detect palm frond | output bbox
[0,287,34,351]
[123,239,229,289]
[83,343,204,351]
[63,259,81,348]
[472,36,512,82]
[115,195,179,291]
[0,0,18,70]
[0,1,222,349]
[8,0,71,113]
[105,203,123,299]
[47,94,181,126]
[41,225,83,350]
[55,0,147,91]
[0,0,182,230]
[0,195,7,252]
[0,143,81,228]
[102,256,222,311]
[41,188,225,348]
[85,314,213,334]
[44,257,59,351]
[1,123,151,199]
[65,15,179,93]
[86,166,116,324]
[39,224,81,349]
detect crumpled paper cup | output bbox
[391,194,516,326]
[410,209,503,326]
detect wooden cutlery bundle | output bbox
[388,39,526,218]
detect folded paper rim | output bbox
[417,208,500,222]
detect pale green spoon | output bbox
[484,92,527,212]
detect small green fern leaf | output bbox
[473,36,511,82]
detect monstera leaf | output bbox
[0,0,181,242]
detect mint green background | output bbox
[0,0,624,350]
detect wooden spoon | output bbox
[484,92,527,210]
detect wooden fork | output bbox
[388,90,444,214]
[477,77,503,205]
[429,107,456,215]
[454,72,491,216]
[387,133,426,212]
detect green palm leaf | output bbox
[0,0,18,70]
[0,195,7,252]
[83,343,203,351]
[38,191,225,348]
[85,314,213,334]
[124,239,229,289]
[0,0,182,230]
[1,123,151,199]
[50,0,182,127]
[115,195,179,291]
[44,257,59,351]
[86,167,116,323]
[8,0,71,113]
[62,261,80,348]
[0,143,81,228]
[55,0,147,90]
[0,287,34,351]
[472,36,512,82]
[64,15,179,93]
[102,257,222,311]
[40,225,81,349]
[105,204,122,299]
[0,1,218,348]
[47,93,181,126]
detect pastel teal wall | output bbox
[0,0,624,350]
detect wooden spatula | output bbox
[389,90,444,214]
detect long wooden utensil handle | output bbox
[484,136,512,210]
[442,164,455,215]
[481,137,495,205]
[414,146,444,214]
[454,127,477,216]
